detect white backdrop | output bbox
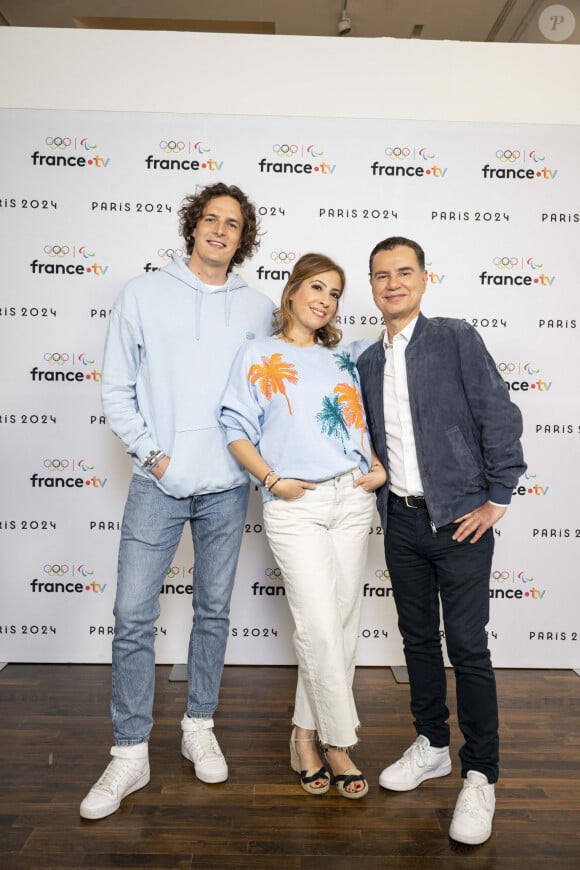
[1,105,579,666]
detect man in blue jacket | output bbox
[357,236,525,845]
[80,183,274,820]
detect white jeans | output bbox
[263,469,375,747]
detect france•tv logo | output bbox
[513,470,550,498]
[31,136,111,169]
[30,352,101,384]
[29,563,108,594]
[145,139,224,171]
[479,255,556,287]
[258,143,336,175]
[425,260,445,285]
[482,149,558,180]
[30,244,109,277]
[371,146,448,179]
[30,458,108,490]
[490,569,546,600]
[497,361,552,394]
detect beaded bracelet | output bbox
[262,470,275,488]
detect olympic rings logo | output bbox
[166,566,181,577]
[44,459,70,470]
[492,257,518,269]
[265,568,281,578]
[44,564,69,576]
[273,144,299,156]
[43,245,70,258]
[157,248,184,260]
[44,353,70,366]
[491,570,512,582]
[384,147,411,160]
[497,363,518,373]
[45,137,71,150]
[374,569,390,580]
[271,251,296,265]
[495,149,521,162]
[159,140,185,153]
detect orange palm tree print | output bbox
[248,353,299,415]
[333,382,367,448]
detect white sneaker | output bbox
[80,743,150,819]
[449,770,495,845]
[181,715,228,783]
[379,735,452,791]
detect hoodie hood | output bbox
[164,254,248,338]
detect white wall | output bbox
[1,27,580,124]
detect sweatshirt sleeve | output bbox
[219,345,264,446]
[101,306,158,464]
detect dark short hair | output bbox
[178,183,260,270]
[273,253,345,349]
[369,236,426,274]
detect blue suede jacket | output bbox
[357,313,526,529]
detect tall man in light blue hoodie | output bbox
[81,183,275,820]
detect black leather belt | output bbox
[390,492,427,509]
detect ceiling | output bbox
[0,0,578,44]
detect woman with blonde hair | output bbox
[219,253,386,798]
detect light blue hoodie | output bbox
[101,254,275,497]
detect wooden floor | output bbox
[0,665,579,869]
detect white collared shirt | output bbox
[383,316,424,497]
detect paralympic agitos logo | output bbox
[29,244,109,277]
[258,143,336,175]
[371,146,448,179]
[31,136,110,169]
[145,139,224,171]
[30,352,101,384]
[30,458,108,490]
[482,149,558,180]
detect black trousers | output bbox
[384,493,499,783]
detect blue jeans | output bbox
[111,474,249,745]
[384,493,499,783]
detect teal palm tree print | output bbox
[333,351,358,384]
[316,394,349,452]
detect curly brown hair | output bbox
[273,253,344,349]
[178,183,260,271]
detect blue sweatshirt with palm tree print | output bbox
[219,337,372,500]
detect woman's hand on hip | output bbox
[272,478,316,500]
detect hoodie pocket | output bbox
[157,425,246,498]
